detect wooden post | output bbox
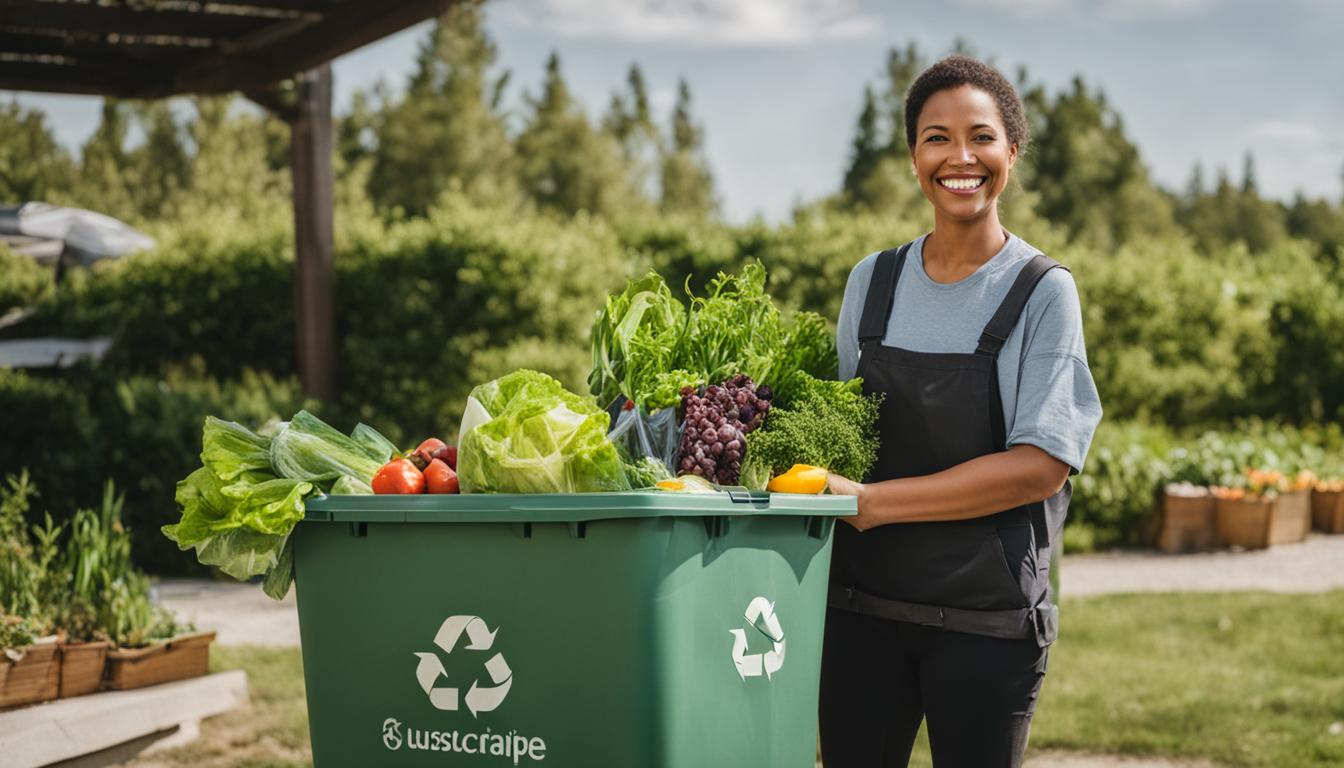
[289,63,336,401]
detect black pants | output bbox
[818,606,1049,768]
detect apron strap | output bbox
[857,242,913,344]
[975,252,1068,549]
[829,583,1057,646]
[974,252,1067,357]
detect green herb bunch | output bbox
[739,374,883,489]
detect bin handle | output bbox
[721,486,765,505]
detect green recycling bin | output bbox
[294,491,854,767]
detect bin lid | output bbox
[303,491,856,524]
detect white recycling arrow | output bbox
[413,652,459,710]
[435,615,497,653]
[414,615,512,715]
[464,653,513,717]
[729,629,763,680]
[730,597,786,681]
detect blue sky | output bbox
[10,0,1343,222]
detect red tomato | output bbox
[443,445,457,471]
[423,458,459,494]
[414,438,450,466]
[372,459,425,494]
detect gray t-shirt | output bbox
[836,232,1103,474]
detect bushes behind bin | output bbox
[2,197,1344,570]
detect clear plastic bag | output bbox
[606,401,682,475]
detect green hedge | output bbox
[0,366,309,573]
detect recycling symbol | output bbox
[414,615,512,717]
[729,596,785,681]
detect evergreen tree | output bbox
[370,1,517,215]
[879,42,924,161]
[1026,77,1177,248]
[74,100,137,221]
[515,52,630,216]
[841,86,883,202]
[179,96,290,220]
[127,101,190,220]
[659,79,716,217]
[601,65,662,205]
[0,99,76,204]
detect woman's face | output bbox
[911,85,1017,223]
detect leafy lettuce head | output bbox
[458,370,630,494]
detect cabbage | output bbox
[458,370,631,494]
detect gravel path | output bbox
[1060,532,1344,597]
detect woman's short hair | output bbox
[904,55,1029,153]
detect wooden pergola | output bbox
[0,0,461,400]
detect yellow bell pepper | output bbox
[766,464,829,494]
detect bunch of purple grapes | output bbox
[676,374,773,484]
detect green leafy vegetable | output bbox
[624,455,674,488]
[164,412,395,601]
[269,410,386,483]
[459,369,631,494]
[588,272,688,409]
[740,373,882,489]
[587,264,837,412]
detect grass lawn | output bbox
[125,591,1344,768]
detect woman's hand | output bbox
[828,473,881,532]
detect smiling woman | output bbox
[820,56,1103,768]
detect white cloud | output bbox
[951,0,1220,19]
[498,0,881,46]
[1244,120,1322,143]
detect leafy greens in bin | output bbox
[587,264,838,413]
[163,411,388,601]
[458,369,632,494]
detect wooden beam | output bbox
[0,30,202,67]
[0,2,276,39]
[149,0,458,96]
[0,59,165,97]
[289,63,336,402]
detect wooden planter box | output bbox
[1158,492,1216,553]
[1216,492,1311,549]
[0,637,60,710]
[1312,489,1344,533]
[58,639,111,699]
[1271,490,1312,545]
[1215,496,1274,549]
[104,631,215,691]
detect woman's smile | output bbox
[936,175,988,194]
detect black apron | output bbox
[828,241,1069,647]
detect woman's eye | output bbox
[926,135,947,142]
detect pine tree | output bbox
[601,65,662,205]
[842,86,882,203]
[74,100,137,221]
[0,99,76,204]
[1026,77,1177,248]
[126,102,190,220]
[370,1,517,215]
[515,52,630,216]
[659,79,716,217]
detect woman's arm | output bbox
[828,444,1070,531]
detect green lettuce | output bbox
[459,370,631,494]
[164,412,394,601]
